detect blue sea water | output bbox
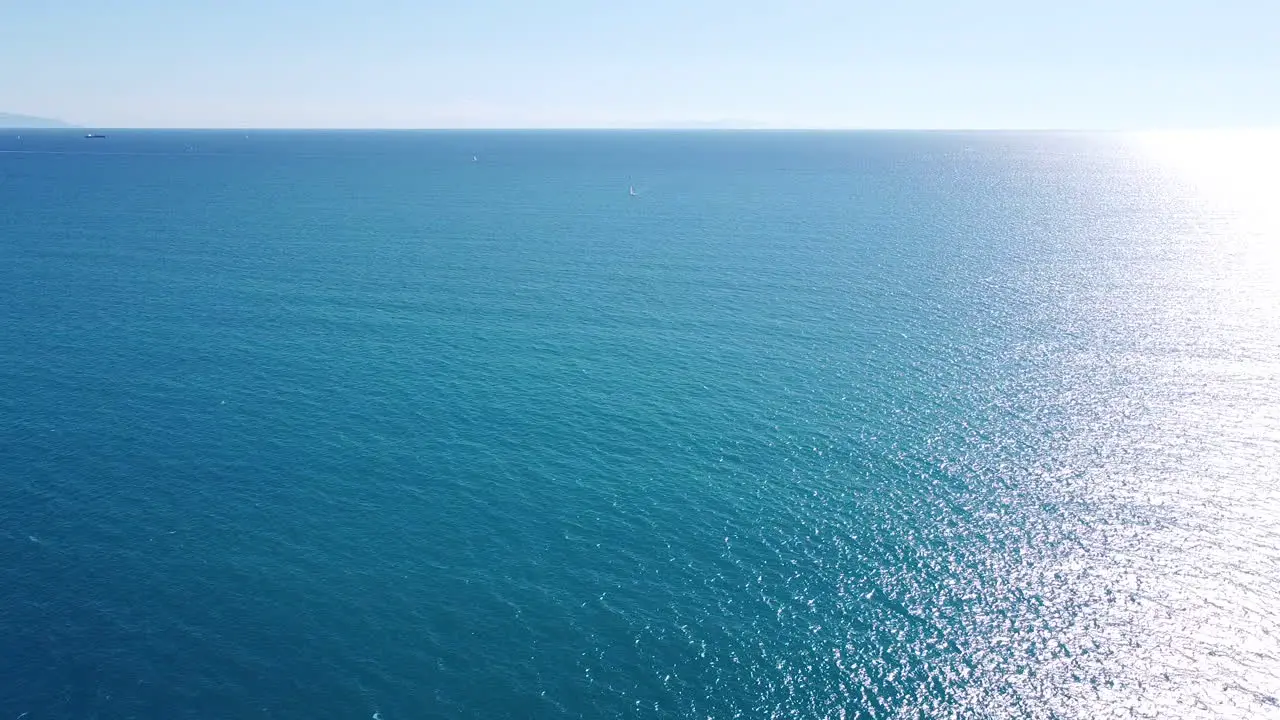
[1,130,1278,719]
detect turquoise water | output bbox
[1,131,1277,719]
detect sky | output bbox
[2,0,1278,129]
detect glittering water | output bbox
[1,131,1277,719]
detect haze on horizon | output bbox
[3,0,1277,130]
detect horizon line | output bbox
[16,126,1279,133]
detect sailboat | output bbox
[629,184,637,197]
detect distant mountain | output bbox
[0,112,77,128]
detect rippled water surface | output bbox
[1,131,1277,719]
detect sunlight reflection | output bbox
[1134,129,1280,238]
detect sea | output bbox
[1,130,1277,719]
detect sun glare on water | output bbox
[1082,129,1280,717]
[1134,129,1280,237]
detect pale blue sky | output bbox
[2,0,1277,129]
